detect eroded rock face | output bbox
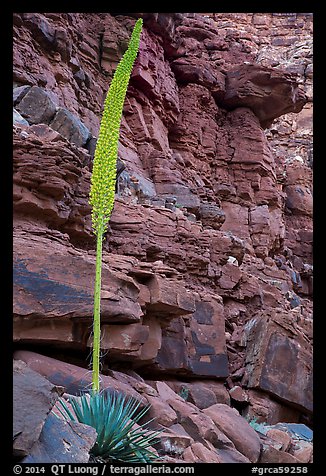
[244,310,312,414]
[220,64,307,128]
[13,360,64,458]
[203,403,262,462]
[13,11,313,461]
[13,232,143,323]
[22,414,97,463]
[15,86,57,125]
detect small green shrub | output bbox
[178,385,189,401]
[56,391,161,463]
[247,416,269,434]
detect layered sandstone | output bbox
[13,12,313,461]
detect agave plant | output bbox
[56,391,161,463]
[89,18,143,393]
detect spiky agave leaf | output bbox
[56,391,162,463]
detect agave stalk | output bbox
[89,19,143,393]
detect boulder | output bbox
[259,445,300,463]
[23,412,97,463]
[244,311,313,414]
[22,13,56,49]
[274,423,313,442]
[13,108,29,126]
[218,262,242,290]
[290,440,313,463]
[195,380,231,406]
[170,380,230,409]
[13,360,64,458]
[13,85,31,104]
[244,389,302,424]
[49,107,92,147]
[183,442,221,463]
[155,428,193,457]
[266,428,292,452]
[216,446,251,463]
[203,403,262,462]
[144,395,178,427]
[229,385,249,406]
[285,184,313,217]
[168,398,234,450]
[13,350,146,404]
[151,380,185,403]
[16,86,57,125]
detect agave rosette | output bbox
[56,391,162,463]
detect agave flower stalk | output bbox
[89,18,143,393]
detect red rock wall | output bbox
[13,13,313,424]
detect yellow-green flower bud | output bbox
[89,18,143,237]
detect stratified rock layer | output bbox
[13,12,313,461]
